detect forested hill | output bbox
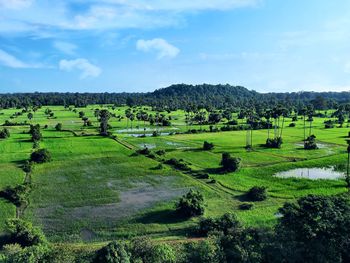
[0,84,349,109]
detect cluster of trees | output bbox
[2,195,348,262]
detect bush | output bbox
[55,123,62,131]
[94,241,130,263]
[220,152,241,172]
[164,158,191,171]
[246,186,267,201]
[175,189,205,218]
[304,135,318,150]
[0,184,29,207]
[30,149,51,163]
[155,149,166,155]
[0,128,10,138]
[137,147,151,155]
[239,203,254,210]
[265,137,282,148]
[5,218,47,247]
[203,141,214,150]
[288,123,296,127]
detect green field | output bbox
[0,105,349,244]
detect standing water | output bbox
[274,167,345,180]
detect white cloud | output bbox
[0,0,259,33]
[136,38,180,59]
[53,41,77,55]
[0,49,30,68]
[59,58,101,79]
[0,0,33,9]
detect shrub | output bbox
[94,241,130,263]
[5,218,47,247]
[304,135,318,150]
[246,186,267,201]
[0,128,10,138]
[30,149,51,163]
[288,123,296,127]
[55,123,62,131]
[175,189,205,218]
[203,141,214,150]
[220,152,241,172]
[155,149,166,156]
[137,147,151,155]
[239,203,254,210]
[265,137,282,148]
[22,161,33,173]
[164,158,191,171]
[0,184,29,207]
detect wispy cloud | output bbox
[0,0,33,9]
[53,41,77,55]
[59,58,101,79]
[136,38,180,59]
[0,49,33,68]
[0,0,259,34]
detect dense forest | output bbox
[0,84,347,110]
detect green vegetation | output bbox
[1,89,350,261]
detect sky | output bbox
[1,0,350,93]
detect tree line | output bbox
[0,84,348,110]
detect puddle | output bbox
[126,132,171,137]
[166,141,182,146]
[138,143,156,149]
[116,127,178,133]
[274,167,345,180]
[295,142,329,149]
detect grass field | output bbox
[0,105,349,243]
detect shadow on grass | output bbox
[202,167,226,174]
[135,209,188,224]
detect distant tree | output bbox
[175,189,205,218]
[29,124,42,142]
[27,112,33,122]
[55,123,62,131]
[246,186,267,201]
[0,128,10,139]
[220,152,241,172]
[30,149,51,163]
[203,141,214,150]
[99,110,111,136]
[94,241,130,263]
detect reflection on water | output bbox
[274,167,345,180]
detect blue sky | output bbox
[1,0,350,93]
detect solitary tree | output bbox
[99,110,110,136]
[175,189,205,218]
[27,112,33,122]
